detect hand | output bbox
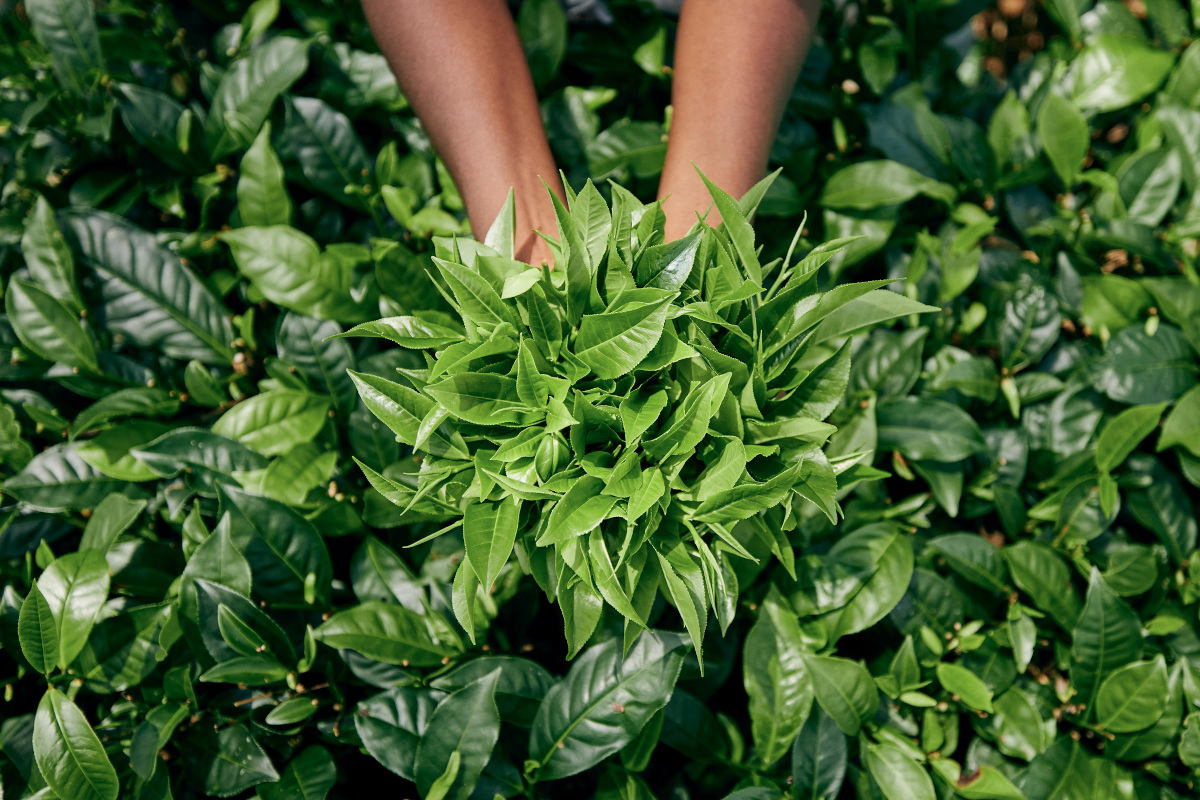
[516,229,556,270]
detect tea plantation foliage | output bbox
[2,0,1200,797]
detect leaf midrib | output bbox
[1100,664,1156,727]
[1037,741,1082,799]
[92,263,231,360]
[1076,591,1107,709]
[880,423,973,451]
[293,101,360,188]
[50,695,111,800]
[305,324,348,411]
[235,503,311,587]
[34,286,96,368]
[536,649,673,766]
[574,300,670,361]
[323,615,451,659]
[812,658,863,729]
[50,0,99,79]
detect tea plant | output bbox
[0,0,1199,798]
[342,177,931,663]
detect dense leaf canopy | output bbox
[1,0,1200,799]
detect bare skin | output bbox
[362,0,818,258]
[659,0,818,240]
[360,0,563,265]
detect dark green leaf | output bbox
[206,36,309,159]
[791,707,847,800]
[1003,542,1082,628]
[357,686,442,780]
[277,313,357,415]
[258,747,337,800]
[132,429,268,494]
[192,723,280,796]
[414,669,502,800]
[1090,324,1197,405]
[1127,465,1197,564]
[823,523,914,639]
[431,656,554,727]
[3,444,123,511]
[1095,656,1168,733]
[1071,569,1143,709]
[38,550,110,670]
[71,388,179,440]
[1070,35,1175,112]
[351,536,425,611]
[744,586,813,767]
[1159,384,1200,456]
[21,195,82,312]
[519,0,567,86]
[529,631,687,780]
[24,0,103,94]
[1037,93,1088,187]
[217,485,334,605]
[804,654,878,736]
[33,688,118,800]
[279,96,372,206]
[238,121,292,226]
[819,161,956,209]
[114,83,207,173]
[222,226,376,322]
[928,533,1007,593]
[314,601,462,666]
[865,744,934,800]
[18,582,57,675]
[60,210,235,363]
[211,389,330,456]
[1096,403,1167,472]
[877,397,988,462]
[5,279,97,371]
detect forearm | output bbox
[659,0,818,238]
[362,0,562,260]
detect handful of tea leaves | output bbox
[345,172,936,662]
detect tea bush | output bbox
[2,0,1200,799]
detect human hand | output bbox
[516,229,556,270]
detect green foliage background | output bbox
[2,0,1200,798]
